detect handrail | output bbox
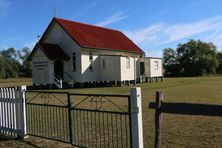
[54,75,63,89]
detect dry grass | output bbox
[0,78,32,87]
[62,77,222,147]
[0,134,73,148]
[0,77,222,147]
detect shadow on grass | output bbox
[0,134,17,142]
[20,140,42,148]
[149,102,222,117]
[0,134,41,148]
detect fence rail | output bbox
[25,91,132,147]
[69,93,132,147]
[25,91,69,143]
[149,91,222,148]
[24,88,143,148]
[0,87,143,147]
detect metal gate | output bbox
[25,91,132,147]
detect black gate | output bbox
[25,91,70,143]
[25,91,132,147]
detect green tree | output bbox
[1,47,17,60]
[18,47,32,77]
[217,51,222,73]
[163,39,219,77]
[163,48,182,76]
[0,59,6,78]
[0,47,22,78]
[177,40,218,76]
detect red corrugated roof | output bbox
[55,18,144,54]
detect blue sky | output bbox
[0,0,222,57]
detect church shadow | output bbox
[149,102,222,117]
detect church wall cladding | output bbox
[42,22,82,82]
[32,48,54,84]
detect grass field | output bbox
[0,78,32,87]
[1,77,222,147]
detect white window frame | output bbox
[154,61,159,70]
[126,57,130,69]
[102,58,106,69]
[89,62,94,72]
[72,52,76,71]
[89,51,94,72]
[89,51,93,62]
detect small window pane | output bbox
[102,59,106,69]
[89,51,93,62]
[126,57,130,69]
[155,61,158,70]
[72,52,76,71]
[89,63,93,71]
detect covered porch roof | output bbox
[28,43,70,61]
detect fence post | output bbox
[18,85,27,138]
[130,87,144,148]
[154,91,163,148]
[67,93,73,144]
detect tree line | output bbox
[163,39,222,77]
[0,47,31,78]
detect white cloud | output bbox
[162,16,222,44]
[124,23,164,45]
[124,16,222,55]
[151,8,170,20]
[73,1,98,19]
[95,12,128,27]
[180,0,207,11]
[124,24,166,57]
[205,30,222,50]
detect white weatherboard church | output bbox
[28,17,163,88]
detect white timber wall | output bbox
[99,56,121,81]
[120,56,136,81]
[32,48,54,84]
[149,58,163,77]
[81,48,140,82]
[42,22,82,82]
[0,86,27,138]
[81,50,100,82]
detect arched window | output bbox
[89,63,93,71]
[72,52,76,71]
[89,51,93,62]
[102,58,106,69]
[89,51,94,71]
[154,61,159,70]
[126,57,130,69]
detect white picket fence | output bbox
[0,86,27,138]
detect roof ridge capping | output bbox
[54,17,122,33]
